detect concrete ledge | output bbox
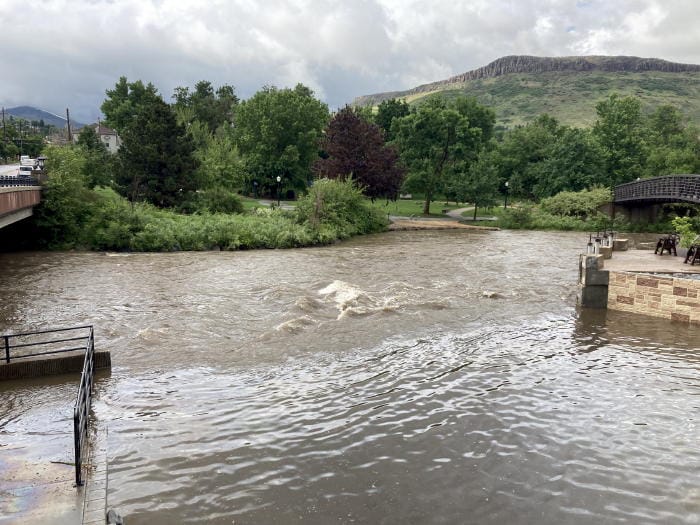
[0,351,111,380]
[613,238,629,251]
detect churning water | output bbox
[1,230,699,524]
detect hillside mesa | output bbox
[353,55,700,127]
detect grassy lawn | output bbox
[241,193,478,218]
[239,195,264,211]
[368,198,465,218]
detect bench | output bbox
[654,234,678,256]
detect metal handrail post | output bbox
[74,406,82,486]
[4,335,9,363]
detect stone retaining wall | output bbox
[607,271,700,324]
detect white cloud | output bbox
[0,0,697,122]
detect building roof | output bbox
[88,123,118,136]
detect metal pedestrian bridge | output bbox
[614,174,700,205]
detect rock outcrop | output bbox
[354,55,700,106]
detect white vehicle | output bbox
[18,165,34,177]
[19,155,36,167]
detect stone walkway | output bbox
[603,248,700,274]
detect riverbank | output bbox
[388,218,498,231]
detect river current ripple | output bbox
[1,230,699,524]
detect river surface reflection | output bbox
[1,230,699,524]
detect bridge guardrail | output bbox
[0,175,40,187]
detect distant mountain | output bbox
[353,55,700,128]
[3,106,85,129]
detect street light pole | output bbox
[276,176,281,207]
[504,181,509,209]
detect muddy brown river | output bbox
[1,229,699,524]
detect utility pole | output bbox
[1,107,5,163]
[66,108,72,143]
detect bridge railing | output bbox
[0,175,40,187]
[615,174,700,203]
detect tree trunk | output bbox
[473,204,478,221]
[423,192,431,215]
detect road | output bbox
[0,164,19,176]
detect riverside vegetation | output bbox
[12,68,700,251]
[33,146,386,251]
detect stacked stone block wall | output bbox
[608,271,700,324]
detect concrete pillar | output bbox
[578,254,609,308]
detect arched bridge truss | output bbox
[614,175,700,205]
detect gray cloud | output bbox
[0,0,698,123]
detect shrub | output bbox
[672,216,700,248]
[498,205,534,229]
[296,178,388,238]
[539,187,612,219]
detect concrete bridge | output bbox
[614,174,700,222]
[0,186,42,229]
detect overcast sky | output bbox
[1,0,699,123]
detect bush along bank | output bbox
[33,175,389,252]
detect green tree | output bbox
[375,99,410,141]
[76,126,114,188]
[233,84,329,196]
[532,127,605,198]
[101,77,161,134]
[592,94,646,187]
[495,114,560,200]
[392,97,490,214]
[34,146,93,247]
[643,105,700,176]
[314,106,405,200]
[446,151,499,219]
[116,92,199,208]
[172,81,239,133]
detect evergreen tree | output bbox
[101,77,161,134]
[116,93,199,208]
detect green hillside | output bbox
[354,56,700,129]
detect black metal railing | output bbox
[73,327,95,486]
[0,174,40,187]
[3,325,94,363]
[1,325,96,486]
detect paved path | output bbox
[255,199,295,211]
[446,207,498,221]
